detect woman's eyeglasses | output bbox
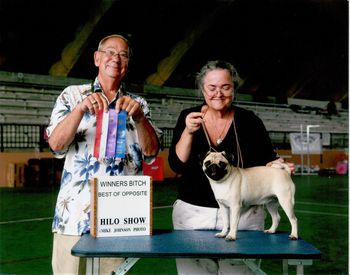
[204,84,233,96]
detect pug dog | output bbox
[202,151,298,241]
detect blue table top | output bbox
[71,230,321,260]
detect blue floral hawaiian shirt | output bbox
[46,78,162,235]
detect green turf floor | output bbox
[0,175,348,274]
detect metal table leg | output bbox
[113,258,140,275]
[86,258,100,275]
[283,259,313,275]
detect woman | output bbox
[168,60,293,274]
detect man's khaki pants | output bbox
[52,233,124,275]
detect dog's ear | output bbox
[221,151,235,164]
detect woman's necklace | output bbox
[201,110,243,168]
[212,112,233,145]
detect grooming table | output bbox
[71,230,321,275]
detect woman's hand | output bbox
[266,158,295,174]
[185,112,204,134]
[185,105,209,134]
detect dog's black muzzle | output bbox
[204,161,228,181]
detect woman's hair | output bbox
[195,60,240,91]
[97,34,132,58]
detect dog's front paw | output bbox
[225,235,236,241]
[215,232,227,238]
[289,235,298,240]
[264,229,276,234]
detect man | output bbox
[47,34,161,274]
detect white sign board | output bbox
[90,175,152,237]
[289,133,322,154]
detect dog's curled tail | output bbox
[270,162,291,175]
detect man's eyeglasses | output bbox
[99,49,129,61]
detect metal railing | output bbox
[0,124,347,152]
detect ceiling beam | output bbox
[145,2,233,86]
[49,0,116,76]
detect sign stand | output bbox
[90,175,152,237]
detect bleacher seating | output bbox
[234,101,348,134]
[147,97,348,134]
[0,82,348,133]
[0,71,348,150]
[0,86,58,124]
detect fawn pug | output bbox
[202,151,298,241]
